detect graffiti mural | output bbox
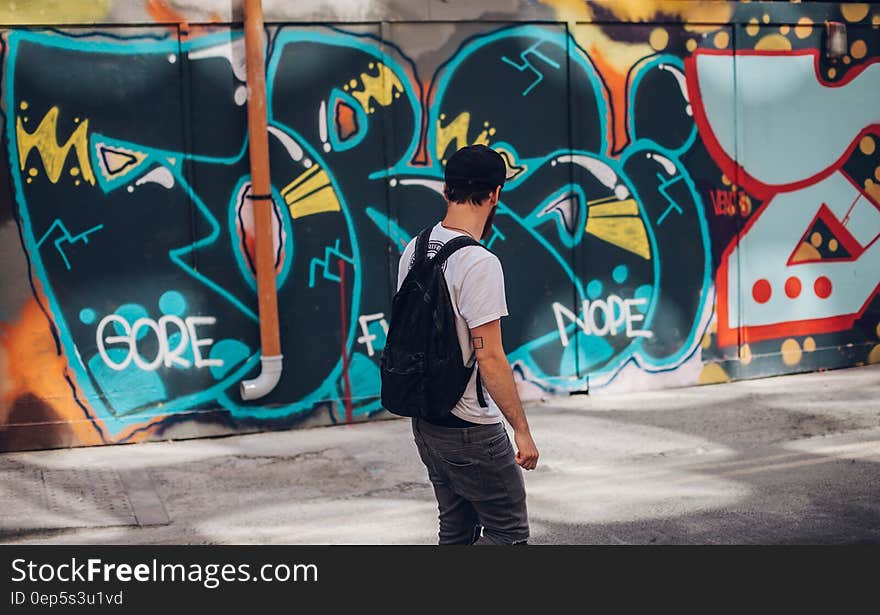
[1,1,879,451]
[690,48,880,348]
[685,14,880,377]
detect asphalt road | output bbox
[2,364,879,545]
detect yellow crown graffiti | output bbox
[436,112,491,162]
[16,106,95,185]
[350,62,402,114]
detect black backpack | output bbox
[380,227,490,419]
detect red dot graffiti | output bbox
[814,276,833,299]
[752,279,772,304]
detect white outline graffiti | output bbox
[553,297,652,347]
[96,314,223,371]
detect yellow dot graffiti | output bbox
[810,232,822,248]
[841,3,870,23]
[874,15,880,27]
[851,40,867,59]
[650,28,669,51]
[746,18,760,36]
[70,167,80,177]
[698,363,730,385]
[28,168,37,177]
[844,55,852,65]
[781,339,802,366]
[714,31,729,49]
[869,345,880,365]
[686,39,697,52]
[756,34,792,51]
[739,344,752,365]
[803,337,816,352]
[828,67,837,79]
[860,135,876,155]
[875,166,880,181]
[762,14,770,24]
[721,174,731,186]
[795,17,813,38]
[780,25,790,35]
[20,101,28,111]
[829,238,839,252]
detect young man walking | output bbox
[396,144,540,545]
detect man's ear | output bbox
[491,185,501,205]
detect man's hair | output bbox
[443,144,506,205]
[443,183,494,205]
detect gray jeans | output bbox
[412,417,529,545]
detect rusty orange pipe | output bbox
[240,0,283,400]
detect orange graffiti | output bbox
[709,188,752,218]
[587,45,629,153]
[146,0,222,40]
[335,101,358,141]
[1,295,104,447]
[1,294,167,449]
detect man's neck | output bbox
[442,204,484,240]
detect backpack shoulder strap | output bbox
[433,235,490,267]
[413,226,433,266]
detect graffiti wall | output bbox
[0,1,878,451]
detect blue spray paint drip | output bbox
[79,308,96,325]
[159,291,187,317]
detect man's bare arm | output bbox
[470,319,539,470]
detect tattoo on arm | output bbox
[471,336,484,350]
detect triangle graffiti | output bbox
[787,203,860,265]
[97,144,147,180]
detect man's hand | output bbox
[514,430,539,470]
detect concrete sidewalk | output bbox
[2,365,879,544]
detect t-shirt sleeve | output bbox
[397,241,414,291]
[458,255,508,329]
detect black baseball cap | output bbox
[444,144,507,191]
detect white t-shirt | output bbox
[397,223,507,424]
